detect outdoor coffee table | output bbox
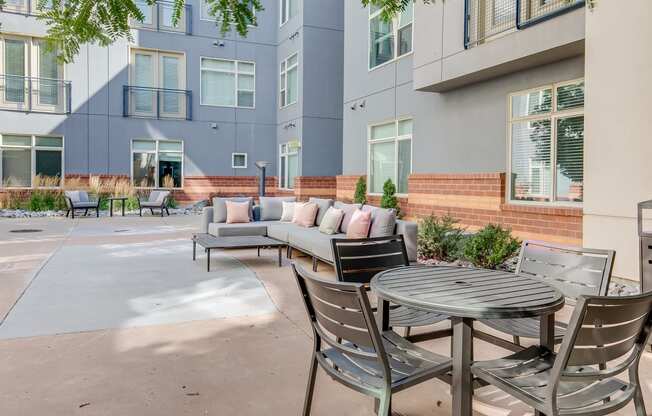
[192,234,286,272]
[371,265,564,416]
[108,196,128,217]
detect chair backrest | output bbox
[65,190,89,203]
[149,190,169,203]
[331,235,409,284]
[291,263,390,382]
[550,292,652,408]
[516,241,615,301]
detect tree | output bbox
[353,176,367,204]
[380,178,401,217]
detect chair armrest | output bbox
[396,219,418,262]
[201,207,214,233]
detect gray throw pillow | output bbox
[334,201,362,233]
[364,205,397,237]
[212,197,253,223]
[309,198,334,226]
[259,196,296,221]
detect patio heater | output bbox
[255,161,271,196]
[638,200,652,294]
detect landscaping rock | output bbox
[0,208,201,218]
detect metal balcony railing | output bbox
[0,0,47,15]
[0,75,71,114]
[131,2,193,35]
[123,86,192,121]
[464,0,585,49]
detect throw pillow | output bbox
[308,198,334,226]
[213,197,253,223]
[334,201,362,233]
[260,196,296,221]
[318,207,345,235]
[280,201,295,222]
[346,209,372,239]
[368,208,397,237]
[293,202,319,227]
[225,200,251,224]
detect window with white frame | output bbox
[368,119,412,195]
[509,79,584,204]
[279,53,298,108]
[1,0,51,15]
[200,58,255,108]
[0,134,64,188]
[133,0,186,32]
[132,139,183,188]
[279,142,299,189]
[232,153,247,169]
[369,2,413,69]
[280,0,298,26]
[200,0,256,24]
[0,35,64,111]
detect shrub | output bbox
[167,194,178,209]
[29,191,45,211]
[463,224,520,269]
[417,214,466,262]
[380,178,401,217]
[353,176,366,204]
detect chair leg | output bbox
[287,246,293,259]
[375,393,391,416]
[71,209,75,219]
[405,327,411,338]
[84,208,88,216]
[161,208,164,217]
[513,335,521,346]
[139,208,142,217]
[312,256,318,272]
[96,208,99,218]
[150,208,154,215]
[302,356,319,416]
[165,206,170,216]
[65,210,70,218]
[634,385,647,416]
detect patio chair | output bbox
[475,241,615,352]
[292,263,451,416]
[138,190,170,217]
[64,190,101,219]
[471,292,652,416]
[331,235,450,341]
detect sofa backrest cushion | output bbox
[308,198,334,226]
[65,190,88,203]
[213,197,253,223]
[293,202,319,227]
[318,207,345,235]
[149,190,169,204]
[226,200,252,224]
[334,201,362,233]
[346,209,372,239]
[363,205,397,238]
[259,196,296,221]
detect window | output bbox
[129,49,186,118]
[508,79,584,204]
[132,0,187,33]
[200,58,255,108]
[201,0,256,25]
[279,143,299,189]
[131,139,183,188]
[280,0,298,26]
[1,0,51,15]
[369,2,413,69]
[232,153,247,169]
[280,53,298,108]
[368,119,412,194]
[0,134,64,188]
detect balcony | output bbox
[0,0,46,15]
[123,86,192,121]
[0,75,71,114]
[131,1,193,35]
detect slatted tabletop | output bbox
[371,265,565,320]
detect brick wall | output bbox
[336,175,361,202]
[294,176,337,201]
[189,176,278,205]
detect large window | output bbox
[369,2,413,69]
[0,134,64,188]
[201,0,256,24]
[133,0,187,33]
[200,58,255,108]
[280,53,298,108]
[280,0,298,26]
[132,139,183,188]
[368,119,412,194]
[509,79,584,204]
[279,142,299,189]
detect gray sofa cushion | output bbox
[363,205,397,238]
[267,222,297,242]
[259,196,296,221]
[334,201,361,233]
[311,233,345,262]
[212,197,253,223]
[288,227,320,252]
[208,221,274,237]
[309,198,334,226]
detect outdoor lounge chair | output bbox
[471,292,652,416]
[292,263,451,416]
[138,190,170,217]
[64,191,101,219]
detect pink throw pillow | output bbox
[226,200,251,224]
[293,202,319,227]
[346,209,372,239]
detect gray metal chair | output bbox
[138,190,170,217]
[331,235,450,341]
[64,190,101,219]
[472,292,652,416]
[475,240,615,351]
[292,263,451,416]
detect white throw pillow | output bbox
[280,201,295,222]
[318,207,345,235]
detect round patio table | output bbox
[370,265,565,416]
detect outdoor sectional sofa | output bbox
[200,196,418,268]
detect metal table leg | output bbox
[535,313,555,416]
[192,239,196,261]
[207,248,211,272]
[278,246,282,267]
[452,317,473,416]
[110,199,114,217]
[122,199,125,216]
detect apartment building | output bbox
[0,0,344,203]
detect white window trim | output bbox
[506,78,585,207]
[132,0,188,33]
[367,118,413,197]
[279,0,297,27]
[368,5,414,72]
[199,57,256,109]
[0,0,51,15]
[279,53,298,108]
[0,133,65,189]
[278,142,299,190]
[130,138,184,189]
[231,152,248,169]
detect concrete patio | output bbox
[0,215,650,415]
